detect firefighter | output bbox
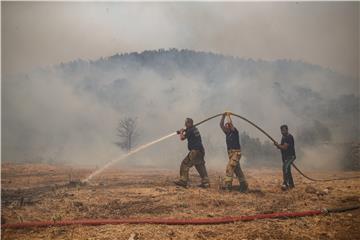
[274,124,296,190]
[174,118,210,188]
[220,112,248,192]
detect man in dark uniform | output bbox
[275,124,296,190]
[220,112,248,192]
[174,118,210,188]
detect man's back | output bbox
[185,126,204,151]
[225,128,241,150]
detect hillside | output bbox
[2,49,359,167]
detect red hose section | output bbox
[2,209,323,229]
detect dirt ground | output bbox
[1,163,360,240]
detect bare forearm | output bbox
[275,143,288,150]
[220,115,226,131]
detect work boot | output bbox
[239,181,248,193]
[224,182,232,192]
[281,184,288,191]
[198,182,210,189]
[288,181,295,189]
[174,180,187,188]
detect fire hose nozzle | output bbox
[176,128,185,135]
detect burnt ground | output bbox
[1,163,360,239]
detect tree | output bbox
[115,117,139,152]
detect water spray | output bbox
[83,132,177,182]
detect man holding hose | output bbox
[220,112,248,192]
[174,118,210,188]
[274,124,296,191]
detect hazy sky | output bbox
[2,2,359,78]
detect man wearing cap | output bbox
[220,112,248,192]
[174,118,210,188]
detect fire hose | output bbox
[2,205,359,229]
[193,112,360,182]
[83,111,359,183]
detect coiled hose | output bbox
[195,112,360,182]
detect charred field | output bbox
[1,163,360,240]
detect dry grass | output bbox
[1,163,360,239]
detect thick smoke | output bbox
[2,49,359,171]
[2,70,122,166]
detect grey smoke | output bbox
[2,2,359,171]
[2,2,359,78]
[2,49,359,171]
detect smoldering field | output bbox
[2,49,359,171]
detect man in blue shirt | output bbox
[174,118,210,188]
[275,124,296,190]
[220,112,248,192]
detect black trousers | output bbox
[282,156,295,187]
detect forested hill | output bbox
[3,49,359,165]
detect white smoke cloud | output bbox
[2,70,122,166]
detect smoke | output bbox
[2,70,122,166]
[3,2,359,79]
[1,2,359,178]
[2,49,359,173]
[300,144,346,171]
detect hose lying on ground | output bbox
[2,205,359,229]
[195,112,360,182]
